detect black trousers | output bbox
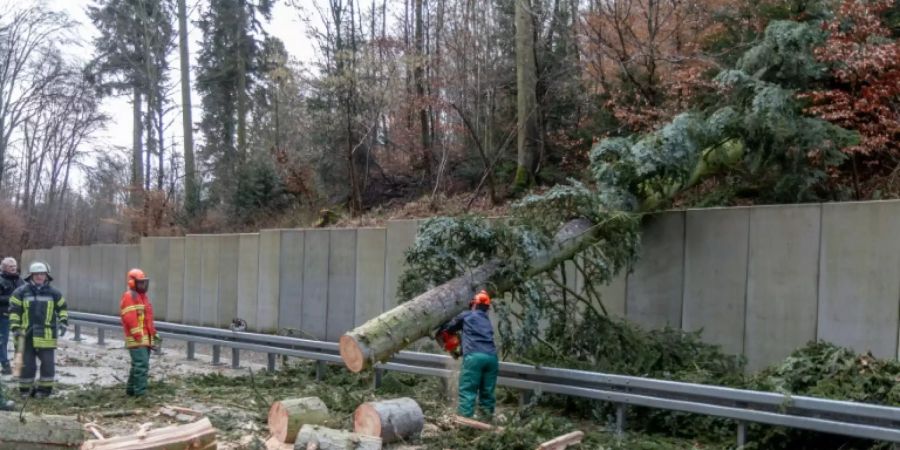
[18,338,55,394]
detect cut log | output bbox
[268,397,330,443]
[266,436,293,450]
[80,417,216,450]
[340,218,596,372]
[450,415,503,432]
[0,412,84,449]
[353,397,424,443]
[536,431,585,450]
[293,425,382,450]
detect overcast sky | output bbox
[38,0,320,165]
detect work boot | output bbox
[34,388,51,398]
[0,362,11,375]
[19,388,32,398]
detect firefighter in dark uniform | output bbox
[9,261,68,398]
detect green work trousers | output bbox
[457,352,499,418]
[127,347,150,396]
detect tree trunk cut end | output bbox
[340,334,366,373]
[268,401,290,443]
[352,404,381,438]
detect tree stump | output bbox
[353,397,424,443]
[293,425,381,450]
[0,412,84,449]
[268,397,330,443]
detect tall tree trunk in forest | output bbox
[415,0,432,182]
[156,98,165,191]
[132,87,144,207]
[145,96,154,191]
[178,0,198,216]
[513,0,540,191]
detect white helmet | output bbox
[29,261,50,275]
[26,261,52,282]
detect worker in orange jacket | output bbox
[119,268,159,397]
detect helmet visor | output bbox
[135,279,150,293]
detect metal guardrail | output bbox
[67,311,900,447]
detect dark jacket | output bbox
[9,282,68,349]
[444,309,496,356]
[0,272,22,313]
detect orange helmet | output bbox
[473,290,491,306]
[127,268,148,290]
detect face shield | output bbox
[135,279,150,294]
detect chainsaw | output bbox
[434,328,462,359]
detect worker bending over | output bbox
[440,290,499,420]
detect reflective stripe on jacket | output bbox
[120,290,156,348]
[8,282,68,349]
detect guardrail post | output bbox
[315,361,326,381]
[96,328,105,346]
[186,341,196,361]
[737,421,747,449]
[231,348,240,369]
[212,345,222,365]
[615,404,626,437]
[373,368,384,389]
[267,353,277,372]
[73,324,83,341]
[519,390,533,407]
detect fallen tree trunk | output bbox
[268,397,330,443]
[294,425,382,450]
[340,218,596,372]
[0,412,84,449]
[353,398,424,443]
[80,417,216,450]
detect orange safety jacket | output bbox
[119,290,156,348]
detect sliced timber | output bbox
[450,415,503,432]
[80,417,217,450]
[268,397,330,443]
[353,398,424,443]
[266,437,293,450]
[293,425,382,450]
[536,430,585,450]
[340,219,596,372]
[0,412,84,449]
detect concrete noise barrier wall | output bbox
[24,199,900,368]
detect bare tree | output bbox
[0,4,71,189]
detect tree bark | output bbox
[178,0,198,216]
[0,412,84,449]
[414,0,432,181]
[132,87,144,207]
[268,397,330,444]
[80,417,216,450]
[340,218,596,372]
[293,425,381,450]
[353,398,423,443]
[514,0,540,191]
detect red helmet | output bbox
[473,290,491,306]
[127,268,149,290]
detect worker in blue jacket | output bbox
[440,290,498,419]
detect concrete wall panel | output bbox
[278,230,304,332]
[152,239,171,320]
[626,211,685,329]
[744,205,821,371]
[355,228,386,326]
[256,230,281,333]
[383,220,418,309]
[328,229,357,341]
[166,238,185,323]
[682,208,749,356]
[199,236,221,327]
[237,234,259,330]
[182,236,203,325]
[126,245,140,271]
[818,201,900,358]
[217,235,239,328]
[301,230,329,340]
[53,247,70,299]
